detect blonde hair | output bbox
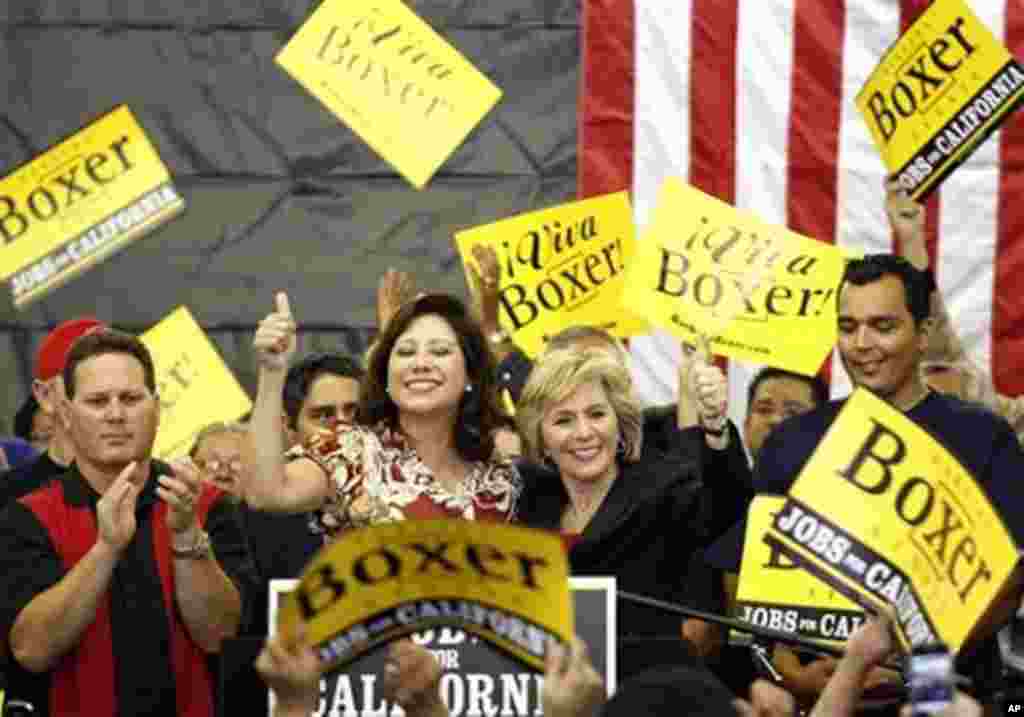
[516,348,643,464]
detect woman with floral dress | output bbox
[246,291,519,538]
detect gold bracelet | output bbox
[171,530,212,560]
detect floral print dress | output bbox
[285,422,521,541]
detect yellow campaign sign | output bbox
[736,497,865,647]
[0,105,184,308]
[141,307,252,460]
[766,388,1021,653]
[277,519,573,672]
[276,0,502,190]
[856,0,1024,199]
[621,178,847,376]
[454,192,646,358]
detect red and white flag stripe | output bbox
[580,0,1024,430]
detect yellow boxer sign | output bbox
[277,519,573,671]
[455,192,646,358]
[142,307,252,459]
[622,178,848,376]
[856,0,1024,199]
[767,389,1020,652]
[737,497,865,647]
[276,0,502,189]
[0,105,184,308]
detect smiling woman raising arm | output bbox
[246,291,521,540]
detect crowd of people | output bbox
[0,184,1020,717]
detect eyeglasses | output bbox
[195,459,243,474]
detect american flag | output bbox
[579,0,1024,427]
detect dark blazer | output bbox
[516,451,722,640]
[641,410,753,545]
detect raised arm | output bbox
[377,268,417,332]
[679,336,732,451]
[681,337,754,543]
[469,244,518,363]
[885,181,966,364]
[886,183,1024,438]
[808,612,898,717]
[247,292,330,513]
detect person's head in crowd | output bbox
[61,329,159,484]
[918,359,987,402]
[360,293,505,462]
[491,415,523,461]
[920,361,967,397]
[282,352,363,446]
[13,394,54,454]
[744,368,827,461]
[517,349,643,483]
[190,421,250,497]
[544,325,630,366]
[601,665,749,717]
[31,317,106,461]
[838,254,932,409]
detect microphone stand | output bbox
[618,590,845,658]
[618,589,914,712]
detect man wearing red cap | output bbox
[0,319,108,715]
[0,318,105,507]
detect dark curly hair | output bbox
[359,294,504,462]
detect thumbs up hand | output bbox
[680,335,730,448]
[254,292,297,371]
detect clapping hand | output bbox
[158,457,203,535]
[97,461,145,552]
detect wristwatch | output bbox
[171,530,213,560]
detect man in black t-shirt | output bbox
[711,255,1024,707]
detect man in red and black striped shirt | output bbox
[0,329,254,717]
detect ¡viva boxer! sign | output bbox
[276,0,502,189]
[621,178,849,376]
[455,192,646,358]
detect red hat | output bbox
[34,318,106,381]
